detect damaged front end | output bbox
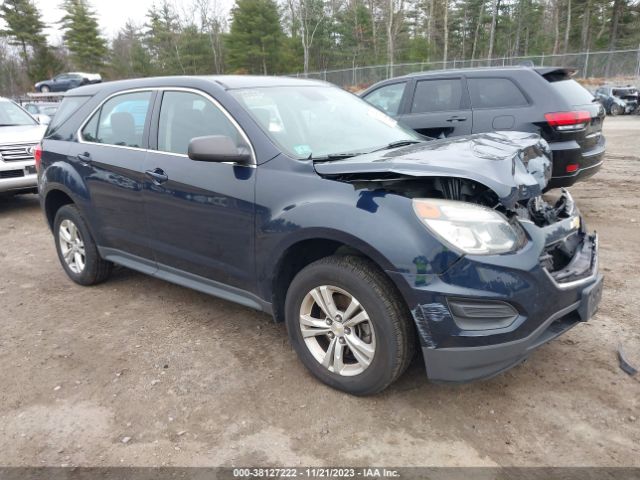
[315,131,603,382]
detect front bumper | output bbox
[0,162,38,193]
[387,194,603,383]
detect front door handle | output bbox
[446,116,467,122]
[77,152,92,164]
[145,168,169,185]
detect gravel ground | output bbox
[0,116,639,467]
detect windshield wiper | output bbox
[312,152,364,162]
[370,139,423,153]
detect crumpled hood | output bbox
[314,131,552,209]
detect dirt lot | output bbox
[1,117,639,467]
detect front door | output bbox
[399,77,472,138]
[142,89,256,291]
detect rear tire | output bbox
[54,205,112,286]
[285,255,415,395]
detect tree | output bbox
[144,1,185,74]
[110,22,153,78]
[0,0,47,80]
[60,0,108,71]
[226,0,285,74]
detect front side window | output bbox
[231,86,419,160]
[81,91,151,148]
[411,79,463,113]
[363,82,407,115]
[468,78,528,109]
[0,100,37,126]
[157,91,241,155]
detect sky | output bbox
[33,0,233,43]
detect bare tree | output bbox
[563,0,571,53]
[443,0,449,64]
[295,0,325,75]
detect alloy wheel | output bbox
[58,219,86,274]
[299,285,376,376]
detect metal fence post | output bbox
[636,45,640,79]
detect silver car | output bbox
[0,97,46,195]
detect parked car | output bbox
[361,67,606,189]
[23,102,60,118]
[38,77,602,394]
[34,72,102,93]
[594,85,639,116]
[0,97,46,195]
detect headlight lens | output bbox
[412,199,520,255]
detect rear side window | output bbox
[157,91,240,155]
[363,82,407,115]
[547,79,594,106]
[468,78,528,108]
[81,91,151,148]
[411,79,463,113]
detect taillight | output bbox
[34,143,42,172]
[566,164,579,173]
[544,111,591,131]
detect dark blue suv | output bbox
[37,76,603,395]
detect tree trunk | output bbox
[443,0,449,65]
[552,0,560,56]
[471,1,484,62]
[604,0,622,77]
[580,0,591,51]
[563,0,571,54]
[487,0,499,60]
[387,0,394,76]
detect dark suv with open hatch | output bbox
[37,76,603,395]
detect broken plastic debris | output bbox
[618,344,638,376]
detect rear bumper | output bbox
[547,137,605,189]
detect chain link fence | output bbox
[293,49,640,90]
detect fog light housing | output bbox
[448,298,519,331]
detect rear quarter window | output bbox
[46,96,91,135]
[547,79,594,106]
[468,78,528,108]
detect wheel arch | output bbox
[43,187,76,230]
[268,232,400,324]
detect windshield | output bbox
[0,100,37,126]
[230,85,420,159]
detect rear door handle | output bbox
[446,116,467,122]
[145,168,169,184]
[77,152,92,164]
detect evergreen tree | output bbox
[59,0,108,71]
[226,0,285,74]
[0,0,47,79]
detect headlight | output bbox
[412,199,520,255]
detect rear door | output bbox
[142,89,256,291]
[68,90,156,266]
[399,77,472,138]
[466,76,534,133]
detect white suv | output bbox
[0,97,46,195]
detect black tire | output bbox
[610,104,623,116]
[285,255,415,395]
[53,204,112,286]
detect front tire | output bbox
[54,205,112,286]
[39,85,50,93]
[285,255,415,395]
[610,103,623,116]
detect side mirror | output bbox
[188,135,252,164]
